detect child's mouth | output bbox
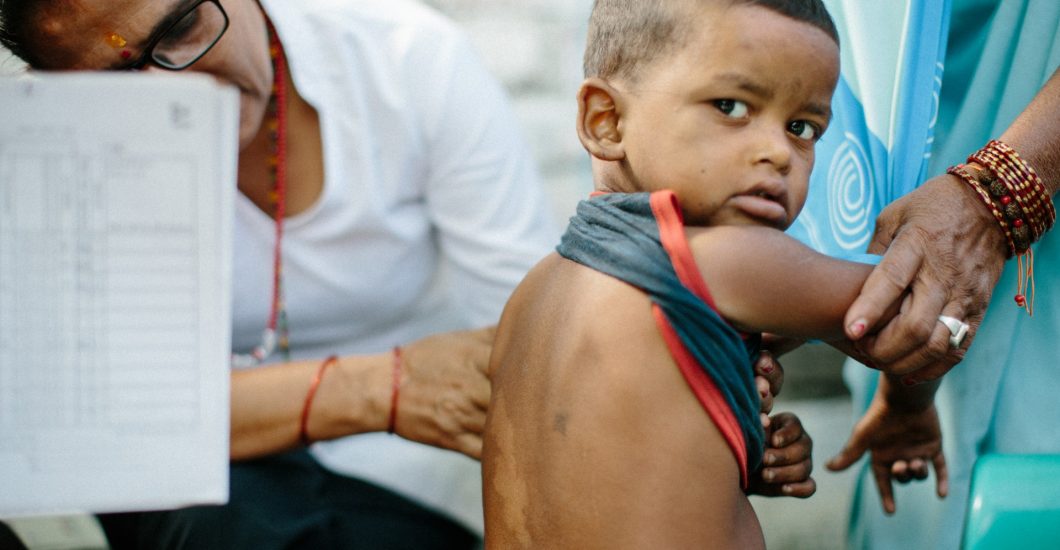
[729,193,788,228]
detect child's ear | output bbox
[576,77,625,161]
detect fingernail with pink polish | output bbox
[848,320,867,338]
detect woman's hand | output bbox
[843,174,1007,381]
[391,326,495,459]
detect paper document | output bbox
[0,73,237,516]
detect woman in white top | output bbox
[1,0,555,546]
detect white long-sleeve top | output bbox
[234,0,558,532]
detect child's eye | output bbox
[714,99,749,119]
[788,120,820,141]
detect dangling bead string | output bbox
[1016,250,1035,315]
[232,21,290,367]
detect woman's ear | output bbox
[576,77,625,161]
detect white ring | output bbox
[937,315,969,349]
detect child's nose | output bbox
[753,127,793,174]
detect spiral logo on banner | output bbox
[925,62,944,160]
[827,133,874,251]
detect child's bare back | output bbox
[484,252,763,549]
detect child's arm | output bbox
[688,224,887,341]
[690,224,945,510]
[824,375,947,514]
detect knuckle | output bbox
[877,260,913,292]
[903,316,936,344]
[925,336,950,360]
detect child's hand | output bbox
[747,412,817,497]
[754,350,784,427]
[747,350,816,498]
[825,396,948,514]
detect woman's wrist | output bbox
[945,172,1010,256]
[948,141,1055,255]
[388,346,404,435]
[299,355,339,445]
[947,139,1054,313]
[945,170,1008,252]
[311,352,393,439]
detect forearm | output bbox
[230,353,389,460]
[878,373,940,412]
[1000,67,1060,195]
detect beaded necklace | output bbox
[232,22,291,367]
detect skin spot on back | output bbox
[553,412,569,436]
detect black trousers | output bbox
[98,449,479,550]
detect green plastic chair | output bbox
[961,454,1060,550]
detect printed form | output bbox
[0,73,237,516]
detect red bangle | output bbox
[388,346,402,434]
[299,355,338,446]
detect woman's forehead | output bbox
[67,0,187,38]
[34,0,185,68]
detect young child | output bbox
[482,0,946,548]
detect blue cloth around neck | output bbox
[556,192,765,473]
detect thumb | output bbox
[844,243,920,341]
[472,325,498,344]
[826,437,868,472]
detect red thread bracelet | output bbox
[388,346,403,434]
[299,355,338,446]
[949,140,1054,315]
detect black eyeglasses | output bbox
[121,0,229,71]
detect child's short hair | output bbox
[583,0,838,81]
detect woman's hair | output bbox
[583,0,839,81]
[0,1,48,67]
